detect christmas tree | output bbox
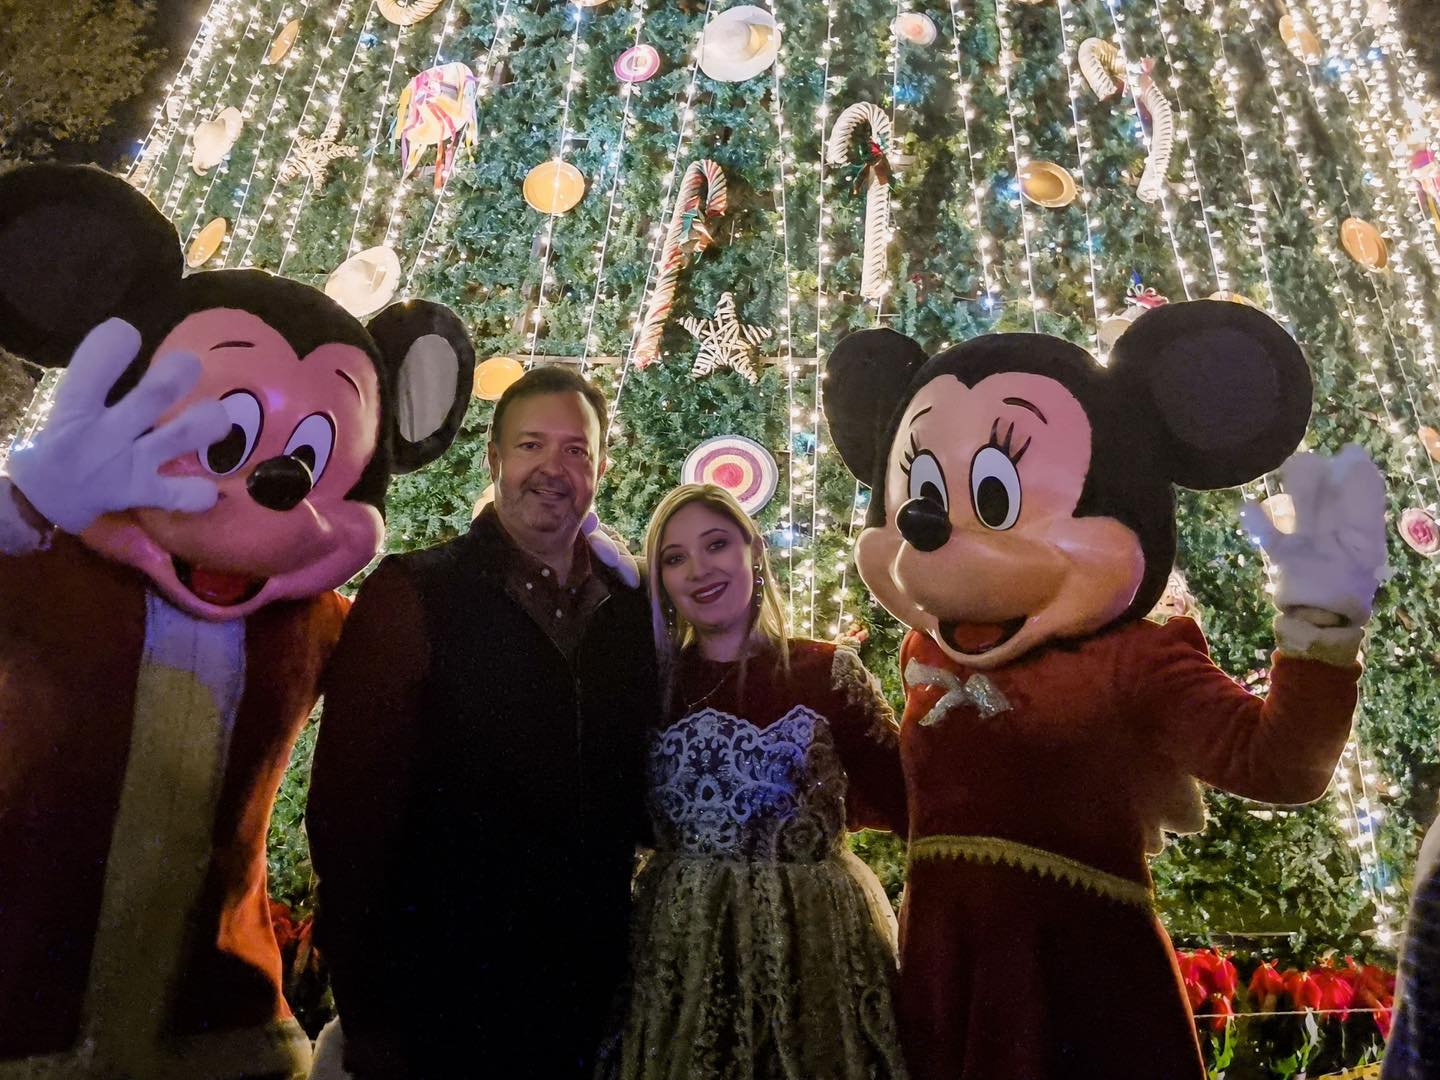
[27,0,1440,1065]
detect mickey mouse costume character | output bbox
[823,301,1388,1080]
[0,164,474,1079]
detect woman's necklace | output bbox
[679,660,736,716]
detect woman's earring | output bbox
[753,567,763,608]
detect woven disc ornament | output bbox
[1279,14,1323,65]
[892,12,937,45]
[1340,218,1388,270]
[1019,160,1077,208]
[186,218,227,268]
[615,44,661,83]
[473,356,524,400]
[264,19,300,65]
[524,160,586,214]
[682,435,779,516]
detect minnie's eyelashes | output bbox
[987,418,1032,466]
[900,431,922,477]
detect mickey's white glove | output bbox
[5,318,230,535]
[582,511,640,588]
[1240,445,1388,666]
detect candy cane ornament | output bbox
[1079,38,1175,204]
[825,102,894,301]
[634,159,728,368]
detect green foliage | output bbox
[151,0,1440,963]
[0,0,160,162]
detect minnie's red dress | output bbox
[895,616,1360,1080]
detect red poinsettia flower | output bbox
[1282,969,1323,1011]
[1310,966,1356,1019]
[1249,961,1286,1012]
[1346,959,1396,1036]
[1175,950,1237,1028]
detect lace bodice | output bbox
[646,705,848,862]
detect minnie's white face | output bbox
[658,503,756,639]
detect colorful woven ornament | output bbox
[682,435,779,515]
[634,159,727,367]
[395,63,479,191]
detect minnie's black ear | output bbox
[367,300,476,473]
[824,329,930,487]
[1108,300,1312,490]
[0,164,183,367]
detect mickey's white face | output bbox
[854,371,1146,670]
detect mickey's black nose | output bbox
[897,497,952,552]
[247,456,314,512]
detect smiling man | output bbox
[308,367,659,1079]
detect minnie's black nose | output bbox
[897,497,952,552]
[247,456,314,512]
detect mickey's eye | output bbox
[204,391,263,476]
[283,414,335,483]
[970,446,1022,530]
[905,450,949,511]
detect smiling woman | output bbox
[596,482,911,1080]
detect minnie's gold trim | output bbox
[909,834,1153,910]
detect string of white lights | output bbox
[157,0,266,221]
[403,0,520,298]
[283,2,403,277]
[127,2,230,188]
[179,7,298,250]
[943,0,999,305]
[217,0,317,265]
[994,0,1042,331]
[1232,0,1414,942]
[1054,0,1104,356]
[525,2,592,363]
[1100,0,1195,301]
[606,0,717,442]
[1149,0,1229,296]
[234,0,371,270]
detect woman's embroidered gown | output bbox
[598,639,910,1080]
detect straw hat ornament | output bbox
[378,0,443,26]
[1018,159,1077,208]
[323,245,402,319]
[699,6,781,83]
[190,107,243,175]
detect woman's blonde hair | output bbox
[644,483,790,692]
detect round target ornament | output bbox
[682,435,779,516]
[1399,507,1440,556]
[615,44,661,83]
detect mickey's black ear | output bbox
[367,300,476,473]
[0,164,183,366]
[1108,300,1312,490]
[824,329,930,486]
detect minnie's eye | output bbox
[204,391,263,475]
[905,451,948,511]
[970,446,1022,530]
[283,414,335,483]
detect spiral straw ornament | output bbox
[633,159,728,367]
[1078,38,1174,204]
[825,102,894,300]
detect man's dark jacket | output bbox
[308,512,658,1077]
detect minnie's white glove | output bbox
[582,511,640,588]
[5,319,230,535]
[1240,444,1388,665]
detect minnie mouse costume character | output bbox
[823,302,1388,1080]
[0,164,473,1079]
